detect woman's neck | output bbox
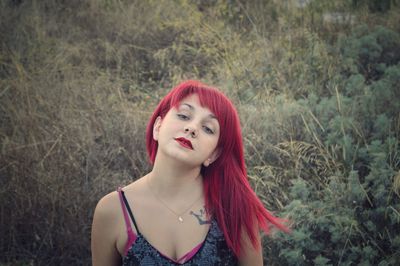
[148,161,203,200]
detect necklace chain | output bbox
[147,177,202,223]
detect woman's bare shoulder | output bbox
[94,176,148,221]
[93,190,121,221]
[92,190,126,265]
[120,175,149,196]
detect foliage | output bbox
[265,26,400,265]
[0,0,399,265]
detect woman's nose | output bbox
[184,125,198,138]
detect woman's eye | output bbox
[177,114,189,120]
[203,126,214,134]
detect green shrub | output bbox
[266,26,400,265]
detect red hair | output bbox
[146,80,289,257]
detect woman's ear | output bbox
[153,116,162,141]
[203,148,221,167]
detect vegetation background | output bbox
[1,0,399,265]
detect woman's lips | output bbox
[174,137,193,150]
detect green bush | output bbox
[266,26,400,265]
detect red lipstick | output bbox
[174,137,193,150]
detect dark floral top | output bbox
[122,218,238,266]
[118,188,238,266]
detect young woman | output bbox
[91,80,288,265]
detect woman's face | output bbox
[153,94,220,168]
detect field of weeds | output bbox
[1,0,399,265]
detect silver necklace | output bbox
[147,177,202,223]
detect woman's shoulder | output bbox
[119,175,150,198]
[94,177,149,229]
[93,190,121,222]
[100,176,142,201]
[95,176,147,212]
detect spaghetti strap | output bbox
[117,188,139,256]
[118,188,140,234]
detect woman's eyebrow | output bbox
[180,103,218,120]
[181,103,194,110]
[208,113,218,120]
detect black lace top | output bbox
[118,188,238,266]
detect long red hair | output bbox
[146,80,288,257]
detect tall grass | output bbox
[1,0,399,265]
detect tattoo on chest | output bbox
[190,207,211,225]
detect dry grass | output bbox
[1,0,399,265]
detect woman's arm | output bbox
[238,227,263,266]
[91,193,121,266]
